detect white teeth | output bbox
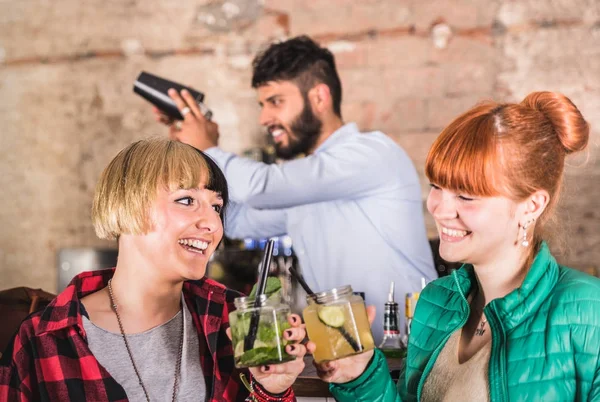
[178,239,208,250]
[441,227,469,238]
[271,129,284,138]
[193,240,208,250]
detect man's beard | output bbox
[273,96,323,160]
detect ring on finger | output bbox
[180,106,191,117]
[174,121,183,130]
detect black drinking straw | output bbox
[244,239,275,351]
[288,266,361,353]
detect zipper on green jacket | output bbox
[486,303,509,402]
[416,272,470,401]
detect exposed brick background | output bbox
[1,0,599,292]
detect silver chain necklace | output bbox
[472,287,488,337]
[108,279,184,402]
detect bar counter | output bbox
[292,355,403,398]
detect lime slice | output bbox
[317,306,345,328]
[253,340,269,348]
[235,341,244,356]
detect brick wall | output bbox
[1,0,598,291]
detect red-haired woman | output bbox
[308,92,600,401]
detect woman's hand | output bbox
[249,314,307,394]
[227,314,307,395]
[307,305,376,384]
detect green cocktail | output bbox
[230,294,295,368]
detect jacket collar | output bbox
[452,242,559,331]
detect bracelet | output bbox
[241,373,294,402]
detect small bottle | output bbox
[404,292,420,345]
[378,282,407,358]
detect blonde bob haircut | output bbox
[92,137,229,240]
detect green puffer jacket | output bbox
[330,242,600,401]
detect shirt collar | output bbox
[36,268,114,336]
[35,269,230,337]
[313,122,359,154]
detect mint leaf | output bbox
[249,276,282,299]
[237,346,294,367]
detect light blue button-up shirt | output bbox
[205,123,436,342]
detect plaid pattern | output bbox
[0,269,295,402]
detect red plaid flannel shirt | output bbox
[0,269,295,401]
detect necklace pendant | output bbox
[475,321,486,336]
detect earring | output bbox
[521,218,535,247]
[521,223,529,247]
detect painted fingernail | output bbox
[285,330,292,337]
[291,316,298,323]
[288,345,296,352]
[263,365,270,371]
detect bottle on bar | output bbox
[404,291,420,346]
[378,281,407,358]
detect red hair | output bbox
[426,92,589,244]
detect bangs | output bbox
[161,143,229,219]
[161,142,211,192]
[93,138,229,240]
[425,103,504,197]
[199,150,229,206]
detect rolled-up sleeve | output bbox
[205,142,393,209]
[224,201,287,240]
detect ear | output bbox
[307,83,332,114]
[520,189,550,226]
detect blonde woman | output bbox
[1,138,306,401]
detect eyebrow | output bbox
[259,94,281,106]
[201,186,224,200]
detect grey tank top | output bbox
[82,299,206,401]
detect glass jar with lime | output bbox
[303,285,375,363]
[229,294,295,368]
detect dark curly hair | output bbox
[251,35,343,118]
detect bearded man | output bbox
[155,36,436,342]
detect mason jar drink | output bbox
[229,294,295,368]
[303,285,375,363]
